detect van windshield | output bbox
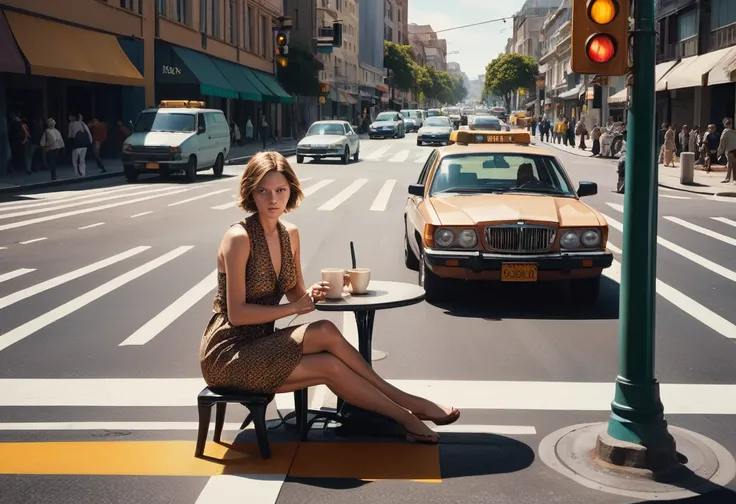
[134,112,196,133]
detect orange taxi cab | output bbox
[403,130,614,302]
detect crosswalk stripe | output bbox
[603,214,736,283]
[362,146,391,160]
[660,194,691,200]
[0,268,35,284]
[0,185,142,212]
[119,269,217,346]
[605,202,624,213]
[19,237,47,245]
[318,179,369,211]
[0,188,191,232]
[302,179,334,197]
[0,246,150,310]
[169,188,231,207]
[388,150,410,163]
[712,217,736,229]
[78,222,105,230]
[0,246,191,353]
[604,247,736,339]
[131,211,153,218]
[370,179,397,211]
[664,216,736,247]
[414,154,427,163]
[211,201,237,210]
[0,186,175,220]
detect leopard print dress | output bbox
[199,214,308,393]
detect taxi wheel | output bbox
[419,251,445,301]
[404,228,419,271]
[570,276,601,304]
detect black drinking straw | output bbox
[350,241,357,269]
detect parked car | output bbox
[296,120,360,164]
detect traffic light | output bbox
[275,30,289,68]
[571,0,630,76]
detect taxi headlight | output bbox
[581,229,601,248]
[560,230,580,249]
[458,229,477,248]
[434,228,455,247]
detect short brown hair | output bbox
[237,151,303,213]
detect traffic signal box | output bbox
[275,30,289,68]
[571,0,630,76]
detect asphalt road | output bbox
[0,134,735,503]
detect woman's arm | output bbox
[284,225,309,303]
[223,227,299,326]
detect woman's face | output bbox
[252,170,291,217]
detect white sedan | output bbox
[296,120,361,164]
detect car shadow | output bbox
[430,276,620,320]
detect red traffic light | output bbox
[586,34,616,63]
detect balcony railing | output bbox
[710,23,736,52]
[656,36,698,63]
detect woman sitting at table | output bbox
[200,151,459,445]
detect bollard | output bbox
[680,151,695,184]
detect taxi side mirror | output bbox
[408,184,425,196]
[577,181,597,197]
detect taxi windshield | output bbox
[429,154,574,196]
[134,112,196,133]
[307,123,345,136]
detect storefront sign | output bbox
[162,65,182,76]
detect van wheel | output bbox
[342,146,350,164]
[124,165,138,182]
[186,156,197,182]
[213,154,224,177]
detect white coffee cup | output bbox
[321,268,345,299]
[348,268,371,294]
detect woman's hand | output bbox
[291,291,315,315]
[309,281,330,303]
[343,273,351,288]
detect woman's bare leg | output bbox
[275,353,437,440]
[300,320,454,419]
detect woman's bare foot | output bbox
[411,400,460,426]
[402,414,439,443]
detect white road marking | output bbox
[664,216,736,247]
[0,188,191,232]
[370,179,397,211]
[0,185,143,212]
[362,145,391,160]
[388,150,410,163]
[414,154,427,163]
[0,421,253,431]
[196,475,285,504]
[299,177,312,182]
[0,246,192,352]
[712,217,736,229]
[0,268,34,284]
[605,202,624,213]
[131,211,153,218]
[0,186,176,220]
[603,214,736,283]
[302,179,334,197]
[607,242,622,254]
[19,237,47,245]
[604,252,736,339]
[119,270,217,346]
[211,201,237,210]
[169,188,231,207]
[0,247,6,250]
[318,179,369,211]
[78,222,105,230]
[0,246,150,310]
[4,377,736,414]
[661,194,691,200]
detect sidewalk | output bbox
[0,139,300,194]
[534,134,734,197]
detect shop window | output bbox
[711,0,736,31]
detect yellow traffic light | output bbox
[276,32,287,46]
[276,56,288,68]
[571,0,629,76]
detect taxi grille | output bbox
[484,225,556,253]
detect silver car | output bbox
[417,116,453,146]
[296,120,361,164]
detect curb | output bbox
[225,148,297,165]
[0,170,124,195]
[657,182,719,196]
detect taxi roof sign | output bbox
[159,100,207,108]
[450,130,531,146]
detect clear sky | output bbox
[408,0,527,80]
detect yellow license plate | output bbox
[501,263,538,282]
[145,162,159,169]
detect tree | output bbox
[435,71,455,104]
[483,53,538,110]
[451,75,468,104]
[384,41,417,92]
[276,44,320,96]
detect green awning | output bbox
[171,46,237,99]
[211,58,262,101]
[250,69,293,104]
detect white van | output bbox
[121,100,231,182]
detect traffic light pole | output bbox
[600,0,677,468]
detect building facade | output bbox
[0,0,292,176]
[650,0,736,133]
[358,0,389,113]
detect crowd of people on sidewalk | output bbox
[528,114,623,158]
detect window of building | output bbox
[229,0,236,44]
[711,0,736,31]
[243,3,251,50]
[260,14,268,57]
[210,0,221,38]
[385,1,393,21]
[336,0,342,11]
[676,9,697,41]
[120,0,142,13]
[156,0,167,17]
[174,0,189,24]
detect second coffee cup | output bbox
[348,268,371,294]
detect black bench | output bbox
[196,387,309,459]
